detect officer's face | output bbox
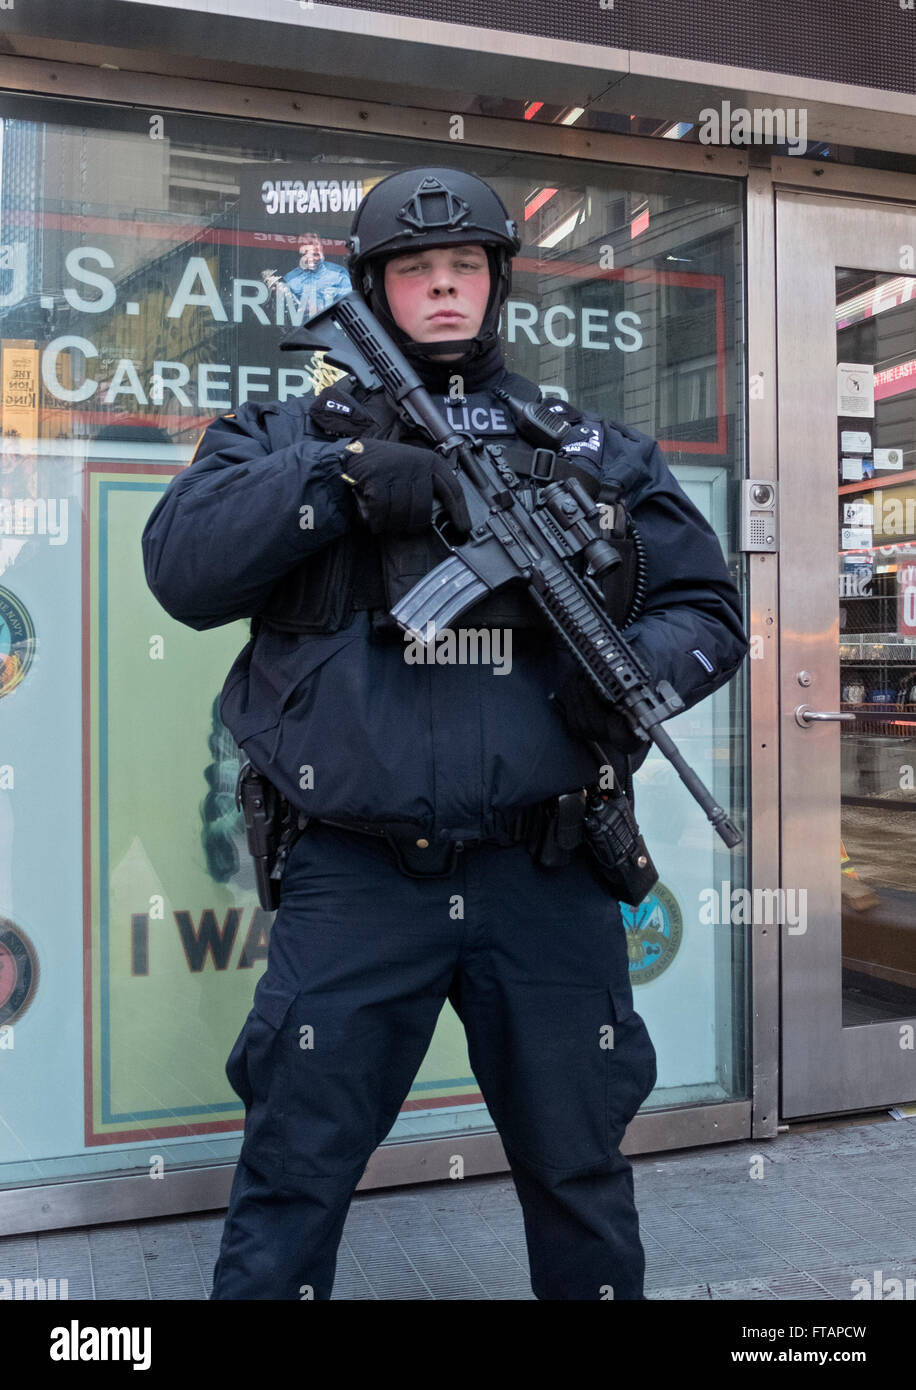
[383,244,491,359]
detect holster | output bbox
[235,759,303,911]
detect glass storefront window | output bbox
[836,267,916,1024]
[0,94,748,1192]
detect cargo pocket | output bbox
[233,979,297,1177]
[476,983,619,1175]
[279,996,380,1179]
[604,984,657,1142]
[236,979,376,1183]
[225,1012,254,1109]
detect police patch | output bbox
[0,918,39,1026]
[0,586,36,700]
[438,395,515,435]
[621,882,683,984]
[559,422,604,458]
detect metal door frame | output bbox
[776,182,916,1118]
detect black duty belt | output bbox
[300,792,587,879]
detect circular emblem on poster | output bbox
[621,883,683,984]
[0,585,36,699]
[0,918,40,1026]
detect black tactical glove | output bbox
[553,666,646,754]
[339,438,472,535]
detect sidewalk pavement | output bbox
[2,1113,915,1299]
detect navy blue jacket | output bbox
[141,368,748,843]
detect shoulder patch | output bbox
[559,420,604,459]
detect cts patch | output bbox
[309,388,381,437]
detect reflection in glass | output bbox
[0,97,747,1189]
[837,267,916,1024]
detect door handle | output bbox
[794,705,856,727]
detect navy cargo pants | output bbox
[210,819,657,1300]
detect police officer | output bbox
[142,167,748,1301]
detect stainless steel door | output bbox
[778,188,916,1117]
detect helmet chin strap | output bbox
[405,336,476,358]
[402,334,485,362]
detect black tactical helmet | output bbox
[347,167,521,364]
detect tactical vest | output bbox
[254,372,641,637]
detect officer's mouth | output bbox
[428,311,465,324]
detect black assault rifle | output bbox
[280,292,742,849]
